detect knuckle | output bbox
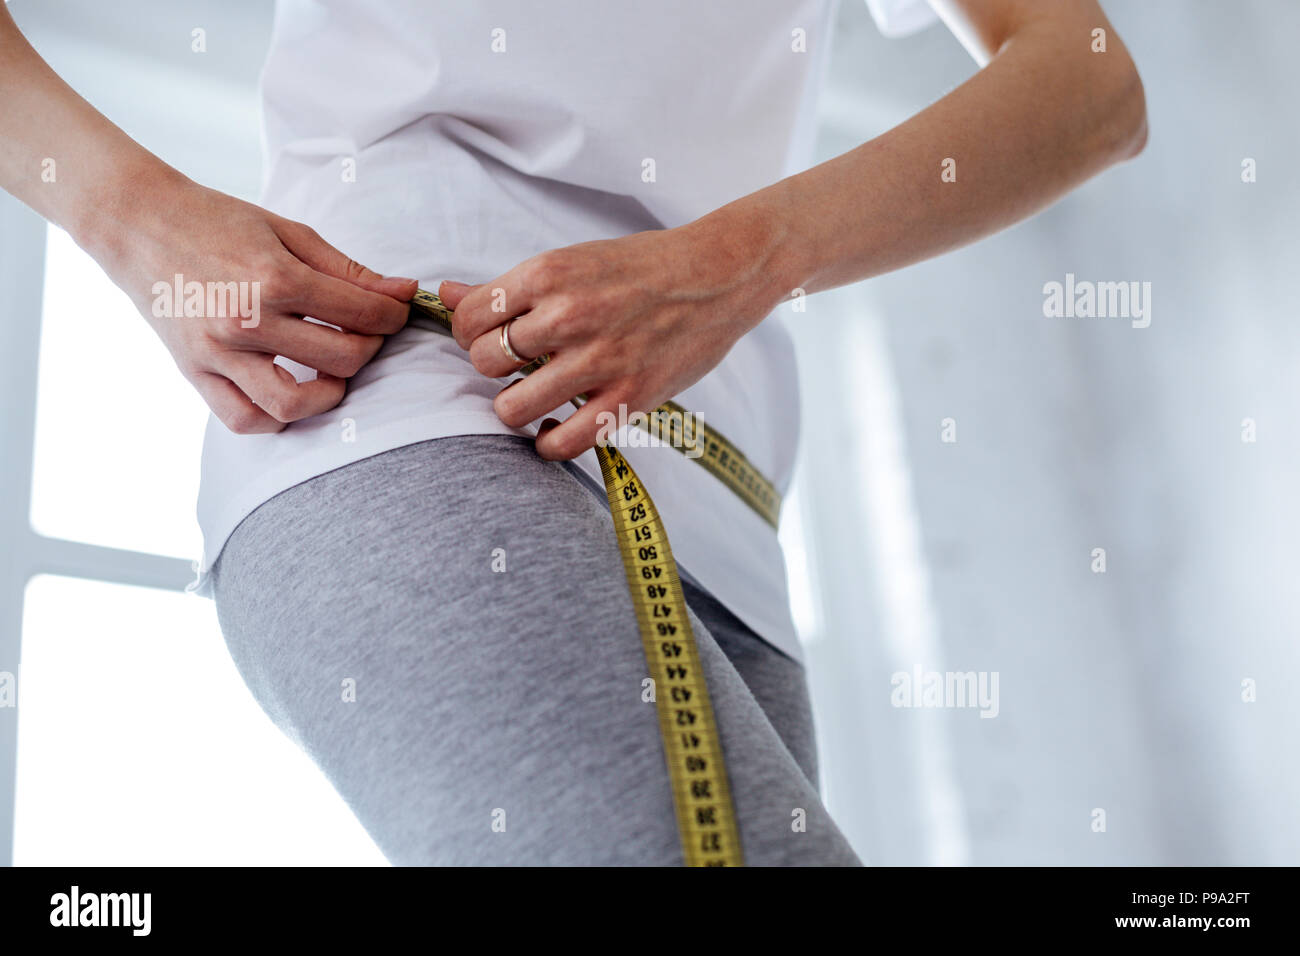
[523,259,550,295]
[259,399,287,424]
[552,433,586,461]
[213,314,255,346]
[333,352,363,379]
[250,251,281,278]
[317,376,347,407]
[223,405,262,435]
[197,313,235,344]
[538,298,577,340]
[494,389,531,428]
[532,307,561,342]
[263,260,301,303]
[607,382,640,414]
[251,252,282,283]
[261,387,301,422]
[175,358,204,385]
[527,251,567,294]
[344,258,370,283]
[279,219,312,245]
[196,331,234,368]
[452,314,476,350]
[339,340,374,377]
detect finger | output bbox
[285,263,412,336]
[498,300,581,361]
[240,316,384,378]
[468,314,541,379]
[534,392,625,461]
[190,370,285,435]
[492,353,591,429]
[274,218,417,301]
[467,299,581,378]
[437,279,477,311]
[221,351,348,424]
[449,262,536,350]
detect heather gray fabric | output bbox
[210,434,861,866]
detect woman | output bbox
[0,0,1146,865]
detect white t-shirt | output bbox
[191,0,939,664]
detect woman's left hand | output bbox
[438,216,785,460]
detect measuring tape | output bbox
[410,290,781,528]
[410,288,782,866]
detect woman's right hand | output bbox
[89,173,416,434]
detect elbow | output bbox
[1125,110,1149,160]
[1104,56,1149,162]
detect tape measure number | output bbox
[411,288,771,866]
[598,443,743,866]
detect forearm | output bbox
[0,5,182,256]
[691,0,1147,309]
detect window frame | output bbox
[0,195,192,866]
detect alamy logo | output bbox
[151,273,261,328]
[1043,273,1151,328]
[50,885,151,936]
[890,667,1000,718]
[595,404,704,459]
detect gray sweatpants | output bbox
[210,434,861,865]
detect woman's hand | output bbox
[91,173,417,434]
[439,0,1147,463]
[438,213,786,460]
[0,5,415,434]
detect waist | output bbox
[260,137,669,288]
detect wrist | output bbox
[71,151,191,264]
[681,193,809,326]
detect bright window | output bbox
[18,224,386,866]
[29,225,209,560]
[14,575,386,866]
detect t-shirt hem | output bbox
[187,409,807,666]
[187,410,530,597]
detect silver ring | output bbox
[499,320,527,366]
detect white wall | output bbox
[10,0,270,201]
[800,0,1300,864]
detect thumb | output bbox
[276,219,417,301]
[438,279,478,310]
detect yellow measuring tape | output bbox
[410,288,781,866]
